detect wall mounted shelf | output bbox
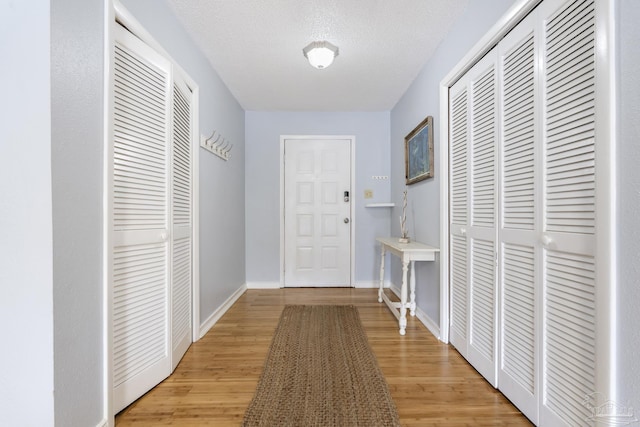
[365,203,395,208]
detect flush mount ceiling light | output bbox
[302,41,339,69]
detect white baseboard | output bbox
[246,281,389,289]
[246,281,281,289]
[388,282,440,340]
[354,281,387,288]
[415,307,441,340]
[199,284,247,339]
[96,418,108,427]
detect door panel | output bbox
[449,48,499,385]
[112,24,172,413]
[539,0,597,425]
[171,77,193,371]
[467,50,499,386]
[284,138,351,287]
[449,79,469,356]
[497,10,539,423]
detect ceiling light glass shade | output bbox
[303,41,339,69]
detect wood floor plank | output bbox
[115,288,532,426]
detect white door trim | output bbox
[279,135,356,288]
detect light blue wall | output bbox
[51,0,105,425]
[616,0,640,412]
[0,1,56,425]
[245,111,391,286]
[121,0,246,324]
[389,0,517,324]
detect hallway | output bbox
[115,288,531,426]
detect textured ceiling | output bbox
[167,0,470,111]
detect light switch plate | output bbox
[364,189,373,199]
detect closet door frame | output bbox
[438,0,615,413]
[104,1,201,423]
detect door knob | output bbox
[541,234,553,247]
[344,218,350,223]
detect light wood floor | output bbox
[115,288,532,426]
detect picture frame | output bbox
[405,115,434,185]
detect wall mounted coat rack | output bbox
[200,130,232,161]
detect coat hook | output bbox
[201,129,232,161]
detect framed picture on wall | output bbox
[405,115,434,185]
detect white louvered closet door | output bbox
[448,75,470,358]
[466,50,499,387]
[112,24,172,413]
[171,77,193,371]
[448,0,606,424]
[497,10,539,423]
[539,0,597,425]
[449,49,499,385]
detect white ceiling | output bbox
[167,0,470,111]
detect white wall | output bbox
[616,0,640,412]
[0,0,55,425]
[389,0,516,324]
[120,0,246,324]
[245,111,391,286]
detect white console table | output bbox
[376,237,439,335]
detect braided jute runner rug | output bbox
[242,305,401,427]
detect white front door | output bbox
[283,137,352,287]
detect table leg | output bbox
[399,260,409,335]
[378,247,385,303]
[409,260,416,316]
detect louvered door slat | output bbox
[502,244,535,394]
[451,89,468,226]
[545,250,596,426]
[544,0,595,237]
[470,239,495,362]
[503,33,535,231]
[113,243,167,386]
[172,239,191,352]
[114,43,168,232]
[472,67,496,229]
[450,234,468,342]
